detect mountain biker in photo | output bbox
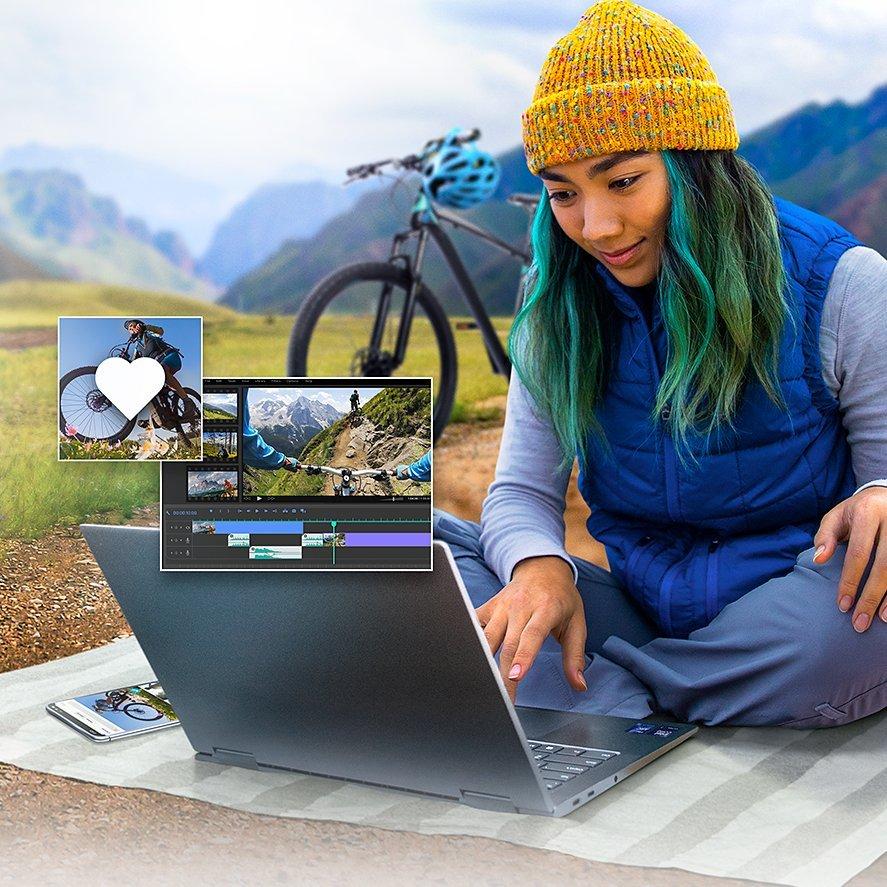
[241,389,301,472]
[433,1,887,730]
[124,319,194,414]
[350,389,361,413]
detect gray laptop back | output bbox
[81,525,551,814]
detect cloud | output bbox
[0,0,882,190]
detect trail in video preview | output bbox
[161,378,432,570]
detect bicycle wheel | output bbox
[287,262,457,441]
[122,702,162,721]
[59,366,137,443]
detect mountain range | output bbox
[197,178,376,287]
[221,83,887,315]
[248,394,343,458]
[0,169,214,298]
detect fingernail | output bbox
[508,664,522,679]
[577,670,588,691]
[853,612,870,632]
[813,544,826,562]
[881,609,887,623]
[839,595,853,612]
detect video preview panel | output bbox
[161,377,432,571]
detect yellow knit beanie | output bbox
[521,1,739,174]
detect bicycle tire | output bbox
[122,702,162,721]
[286,262,457,442]
[59,366,138,444]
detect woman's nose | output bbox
[582,207,623,246]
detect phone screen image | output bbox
[52,681,180,739]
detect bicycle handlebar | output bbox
[344,128,481,183]
[301,464,391,478]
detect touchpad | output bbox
[515,706,579,739]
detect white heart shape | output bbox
[95,357,166,420]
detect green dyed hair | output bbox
[508,149,795,470]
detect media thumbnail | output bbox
[187,470,238,500]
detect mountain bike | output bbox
[286,128,539,441]
[59,340,201,446]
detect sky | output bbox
[1,1,883,194]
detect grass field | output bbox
[0,280,511,540]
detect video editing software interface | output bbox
[161,377,432,570]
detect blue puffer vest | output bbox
[577,197,862,638]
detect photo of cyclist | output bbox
[57,315,202,460]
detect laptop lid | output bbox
[81,525,551,814]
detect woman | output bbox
[124,319,194,415]
[433,0,887,728]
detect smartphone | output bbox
[46,680,181,742]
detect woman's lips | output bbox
[600,239,644,266]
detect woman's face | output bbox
[539,150,670,288]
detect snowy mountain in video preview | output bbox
[248,394,344,458]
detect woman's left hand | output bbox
[813,486,887,632]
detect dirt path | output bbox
[0,763,785,887]
[321,417,373,494]
[0,327,56,350]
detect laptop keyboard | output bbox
[526,741,620,790]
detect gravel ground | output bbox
[0,763,778,887]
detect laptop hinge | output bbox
[459,789,517,814]
[206,747,260,769]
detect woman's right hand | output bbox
[476,555,588,703]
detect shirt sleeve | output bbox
[241,393,286,470]
[407,451,431,482]
[479,367,578,586]
[819,245,887,494]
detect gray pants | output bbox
[433,509,887,728]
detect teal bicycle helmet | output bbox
[422,127,500,209]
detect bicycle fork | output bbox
[369,227,428,369]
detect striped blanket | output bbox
[1,637,884,886]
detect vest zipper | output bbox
[636,312,681,523]
[635,307,682,634]
[625,535,653,580]
[705,538,721,623]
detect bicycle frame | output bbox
[368,189,531,378]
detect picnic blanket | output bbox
[1,636,885,887]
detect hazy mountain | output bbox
[198,178,378,287]
[0,237,57,282]
[249,394,343,456]
[0,144,229,254]
[222,83,886,316]
[0,169,215,298]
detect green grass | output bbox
[0,281,513,540]
[0,280,237,330]
[0,345,160,539]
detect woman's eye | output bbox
[547,190,574,204]
[611,175,641,191]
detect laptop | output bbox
[81,524,697,816]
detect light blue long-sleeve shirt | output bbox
[398,451,431,482]
[241,394,287,470]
